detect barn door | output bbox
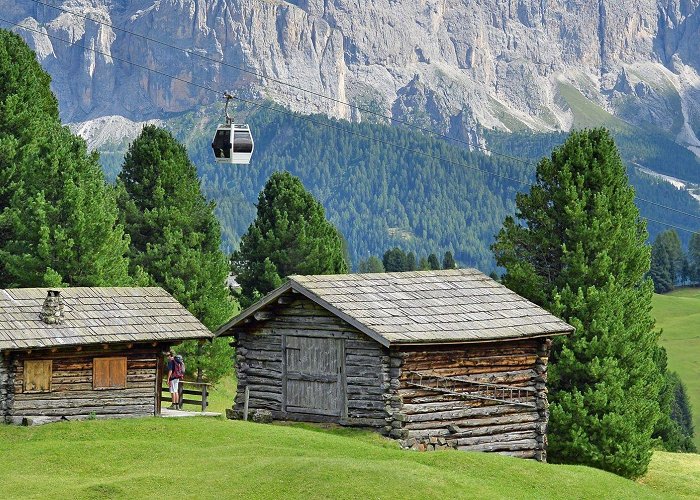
[283,336,345,417]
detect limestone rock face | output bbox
[4,0,700,151]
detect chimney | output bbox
[40,290,64,325]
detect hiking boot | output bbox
[166,405,177,410]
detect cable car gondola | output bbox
[212,93,254,164]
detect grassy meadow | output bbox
[0,417,698,499]
[0,290,698,499]
[653,288,700,449]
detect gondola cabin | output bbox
[212,124,254,164]
[217,270,574,461]
[0,287,212,424]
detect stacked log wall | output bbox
[0,351,12,422]
[395,338,552,460]
[234,296,391,429]
[7,344,159,422]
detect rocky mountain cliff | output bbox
[4,0,700,154]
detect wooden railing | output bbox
[161,380,210,412]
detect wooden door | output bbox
[283,336,345,417]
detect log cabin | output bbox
[216,269,574,461]
[0,287,211,424]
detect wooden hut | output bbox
[0,287,211,424]
[217,269,573,461]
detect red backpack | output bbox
[172,356,185,379]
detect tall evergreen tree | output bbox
[686,232,700,283]
[383,247,408,272]
[653,347,697,452]
[405,252,417,271]
[233,171,348,303]
[650,237,674,293]
[0,30,131,287]
[357,255,385,273]
[428,253,441,270]
[442,251,456,270]
[492,129,662,478]
[117,125,235,382]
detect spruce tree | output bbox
[492,129,662,478]
[688,232,700,283]
[442,251,456,270]
[117,125,235,382]
[653,347,697,452]
[428,253,441,270]
[650,238,674,293]
[383,247,408,272]
[358,255,385,273]
[405,252,417,271]
[233,171,348,303]
[0,29,131,287]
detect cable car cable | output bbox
[23,0,540,155]
[0,17,527,184]
[17,2,700,223]
[2,16,699,231]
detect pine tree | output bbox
[428,253,441,270]
[686,233,700,283]
[117,125,235,382]
[492,129,662,478]
[649,238,674,293]
[383,247,408,272]
[0,30,131,287]
[233,171,348,303]
[405,252,417,271]
[358,255,385,273]
[653,347,697,452]
[442,251,456,270]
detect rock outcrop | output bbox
[4,0,700,151]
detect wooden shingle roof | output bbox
[0,287,212,350]
[217,269,574,346]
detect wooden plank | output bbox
[281,334,287,413]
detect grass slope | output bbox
[653,288,700,449]
[0,417,696,499]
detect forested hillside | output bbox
[101,107,700,270]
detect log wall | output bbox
[233,295,392,429]
[394,338,552,461]
[0,351,12,422]
[5,344,161,423]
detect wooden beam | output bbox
[254,311,274,321]
[277,295,295,305]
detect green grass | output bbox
[205,371,237,414]
[653,288,700,449]
[556,82,631,131]
[639,451,700,498]
[0,417,694,499]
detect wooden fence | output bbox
[161,380,210,412]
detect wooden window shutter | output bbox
[93,357,127,389]
[24,360,52,393]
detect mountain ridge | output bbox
[5,0,700,154]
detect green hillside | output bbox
[0,417,697,499]
[98,108,700,269]
[653,289,700,449]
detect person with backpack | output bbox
[166,351,185,410]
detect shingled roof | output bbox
[0,287,212,350]
[216,269,574,346]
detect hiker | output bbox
[166,351,185,410]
